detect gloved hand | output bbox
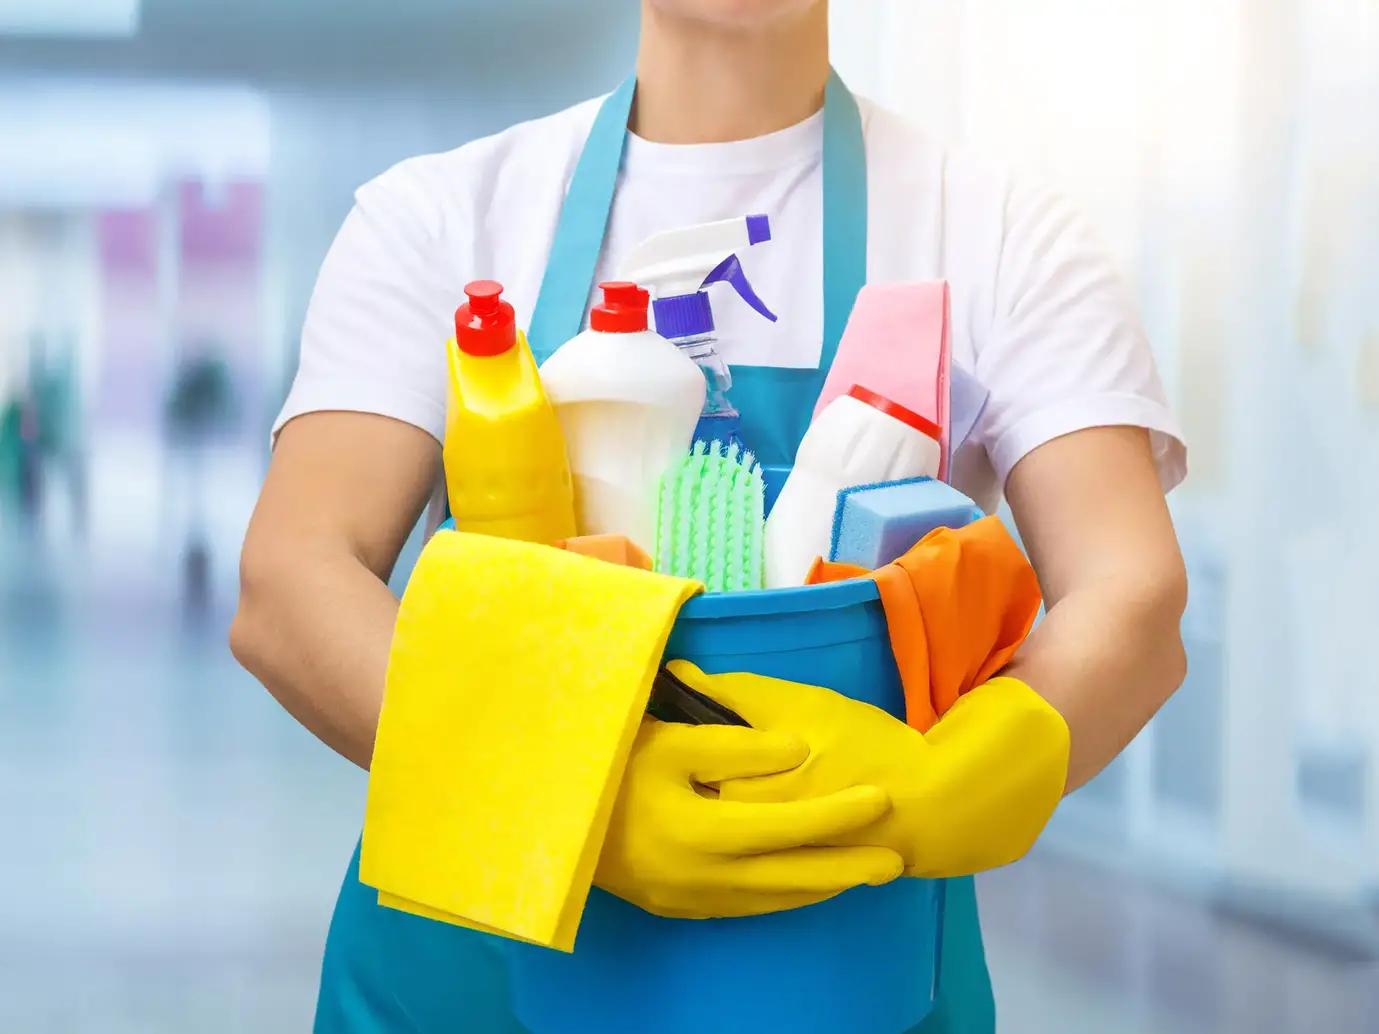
[668,661,1070,879]
[595,718,905,919]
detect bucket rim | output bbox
[679,575,880,620]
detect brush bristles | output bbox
[653,440,765,592]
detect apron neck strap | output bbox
[526,68,867,373]
[527,76,637,362]
[820,68,867,376]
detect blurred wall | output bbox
[0,0,640,420]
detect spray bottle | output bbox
[617,215,777,449]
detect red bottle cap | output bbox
[456,280,517,357]
[590,281,650,333]
[848,384,942,441]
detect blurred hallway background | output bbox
[1,1,1377,1031]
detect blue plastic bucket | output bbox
[503,467,945,1034]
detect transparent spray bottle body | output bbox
[674,330,741,447]
[650,251,777,447]
[675,331,735,417]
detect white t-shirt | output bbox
[277,94,1186,517]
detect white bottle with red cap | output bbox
[765,385,943,588]
[538,281,707,553]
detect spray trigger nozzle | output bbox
[702,255,777,324]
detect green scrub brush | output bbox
[654,440,765,592]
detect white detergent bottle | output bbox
[765,385,943,588]
[618,215,777,450]
[538,281,706,553]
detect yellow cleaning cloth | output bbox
[361,529,701,951]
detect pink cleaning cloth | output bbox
[814,282,952,480]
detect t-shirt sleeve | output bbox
[272,166,456,445]
[971,183,1187,492]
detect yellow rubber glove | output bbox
[669,662,1070,879]
[594,718,906,919]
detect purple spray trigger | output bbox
[701,254,778,323]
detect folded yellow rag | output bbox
[361,529,701,951]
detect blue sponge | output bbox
[829,477,984,569]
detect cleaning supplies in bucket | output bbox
[554,533,654,571]
[538,282,705,553]
[813,282,954,480]
[654,440,765,593]
[443,280,576,544]
[618,215,777,450]
[829,477,985,570]
[765,385,942,588]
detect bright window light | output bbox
[0,0,140,37]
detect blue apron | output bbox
[314,71,995,1034]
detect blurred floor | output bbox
[2,462,1376,1033]
[983,855,1379,1033]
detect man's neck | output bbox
[632,6,829,145]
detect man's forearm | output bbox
[1000,578,1187,792]
[231,549,398,770]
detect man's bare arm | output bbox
[231,412,439,769]
[1002,426,1189,792]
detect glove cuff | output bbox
[911,675,1070,878]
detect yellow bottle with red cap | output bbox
[443,280,576,544]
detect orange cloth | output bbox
[804,517,1041,733]
[553,534,653,571]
